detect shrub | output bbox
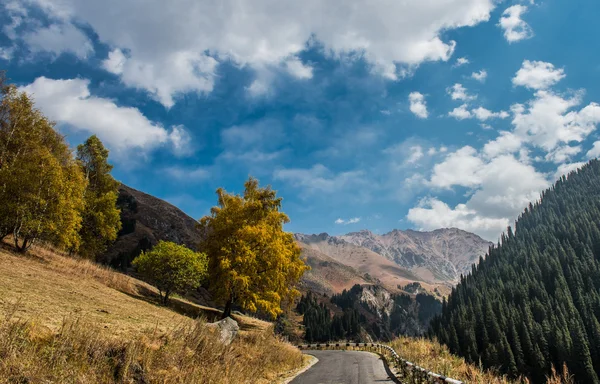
[133,241,207,304]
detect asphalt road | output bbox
[290,350,398,384]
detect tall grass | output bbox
[389,336,575,384]
[0,302,304,384]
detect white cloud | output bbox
[0,47,14,60]
[471,69,487,82]
[23,22,93,59]
[408,198,509,240]
[587,142,600,159]
[274,164,365,196]
[102,49,218,108]
[448,104,472,119]
[498,5,533,43]
[453,57,470,67]
[408,92,428,119]
[471,107,509,121]
[447,83,476,101]
[511,90,600,151]
[545,145,581,164]
[284,56,313,79]
[19,77,189,155]
[554,162,585,180]
[513,60,566,90]
[20,0,497,105]
[406,145,424,164]
[412,149,548,240]
[482,131,523,158]
[335,217,361,225]
[429,146,484,188]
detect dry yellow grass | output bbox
[0,242,305,383]
[0,242,269,335]
[389,336,574,384]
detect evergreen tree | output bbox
[430,160,600,383]
[76,135,121,259]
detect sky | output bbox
[1,0,600,241]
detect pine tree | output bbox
[76,135,121,259]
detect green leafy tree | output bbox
[132,241,208,304]
[0,76,85,252]
[198,177,309,319]
[76,135,121,259]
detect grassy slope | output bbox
[0,243,305,383]
[389,337,574,384]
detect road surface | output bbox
[290,350,398,384]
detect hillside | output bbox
[339,228,492,283]
[430,159,600,383]
[295,233,432,293]
[100,184,202,269]
[297,242,369,294]
[0,242,306,383]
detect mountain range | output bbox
[104,184,491,293]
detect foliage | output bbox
[0,78,85,252]
[75,135,121,259]
[430,159,600,383]
[298,285,442,342]
[198,177,309,319]
[132,241,207,304]
[298,291,362,342]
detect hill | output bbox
[339,228,492,283]
[0,242,305,383]
[99,184,202,270]
[430,159,600,383]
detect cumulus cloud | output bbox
[447,83,476,101]
[412,148,549,240]
[410,64,600,241]
[335,217,361,225]
[471,69,487,82]
[23,23,93,59]
[19,77,190,155]
[448,104,472,120]
[408,92,428,119]
[511,90,600,151]
[453,57,470,67]
[513,60,566,90]
[471,107,509,121]
[498,5,533,42]
[18,0,497,105]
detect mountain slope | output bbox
[430,160,600,383]
[295,233,427,292]
[100,184,202,269]
[298,242,369,294]
[339,228,492,283]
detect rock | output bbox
[207,317,239,345]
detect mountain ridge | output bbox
[297,227,492,284]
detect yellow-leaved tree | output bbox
[198,177,308,319]
[0,76,86,252]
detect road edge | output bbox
[280,354,319,384]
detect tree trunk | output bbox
[15,237,28,253]
[163,290,170,305]
[222,297,233,319]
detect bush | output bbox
[132,241,207,304]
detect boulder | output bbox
[207,317,239,345]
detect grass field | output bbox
[0,242,306,383]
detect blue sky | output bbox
[2,0,600,241]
